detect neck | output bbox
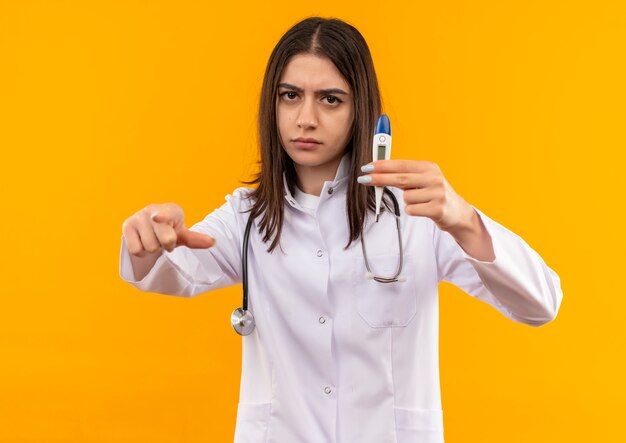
[294,157,342,196]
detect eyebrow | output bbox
[277,83,349,95]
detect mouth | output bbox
[292,138,322,149]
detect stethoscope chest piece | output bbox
[231,307,255,336]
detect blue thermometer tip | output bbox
[375,114,391,136]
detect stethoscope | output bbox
[231,188,404,336]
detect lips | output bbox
[293,137,321,144]
[292,137,322,149]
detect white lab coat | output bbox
[119,155,563,443]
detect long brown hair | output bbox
[245,17,383,253]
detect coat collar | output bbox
[282,153,351,211]
[252,153,352,229]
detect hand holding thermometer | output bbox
[373,114,391,222]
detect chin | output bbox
[286,149,327,167]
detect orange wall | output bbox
[1,1,624,441]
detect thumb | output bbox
[178,229,215,249]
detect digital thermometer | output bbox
[373,114,391,222]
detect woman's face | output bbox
[276,53,354,175]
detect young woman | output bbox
[120,17,563,443]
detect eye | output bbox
[279,91,298,101]
[323,95,342,105]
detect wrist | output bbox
[446,203,478,237]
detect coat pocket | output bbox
[355,253,417,327]
[395,407,444,443]
[233,402,271,443]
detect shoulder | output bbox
[228,186,255,199]
[194,187,255,233]
[224,186,256,212]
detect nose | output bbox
[296,98,318,129]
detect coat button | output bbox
[324,386,332,395]
[316,250,323,257]
[328,187,334,195]
[319,316,326,324]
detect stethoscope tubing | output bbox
[232,188,403,336]
[241,211,253,312]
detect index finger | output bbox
[148,204,181,226]
[363,159,434,174]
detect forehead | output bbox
[279,53,350,91]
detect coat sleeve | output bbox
[118,188,251,297]
[433,206,563,327]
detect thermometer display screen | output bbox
[377,145,386,160]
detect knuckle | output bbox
[128,246,143,257]
[416,160,430,170]
[427,172,440,187]
[142,204,160,217]
[145,243,161,253]
[398,174,410,187]
[135,211,149,223]
[161,234,177,249]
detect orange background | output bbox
[1,0,624,441]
